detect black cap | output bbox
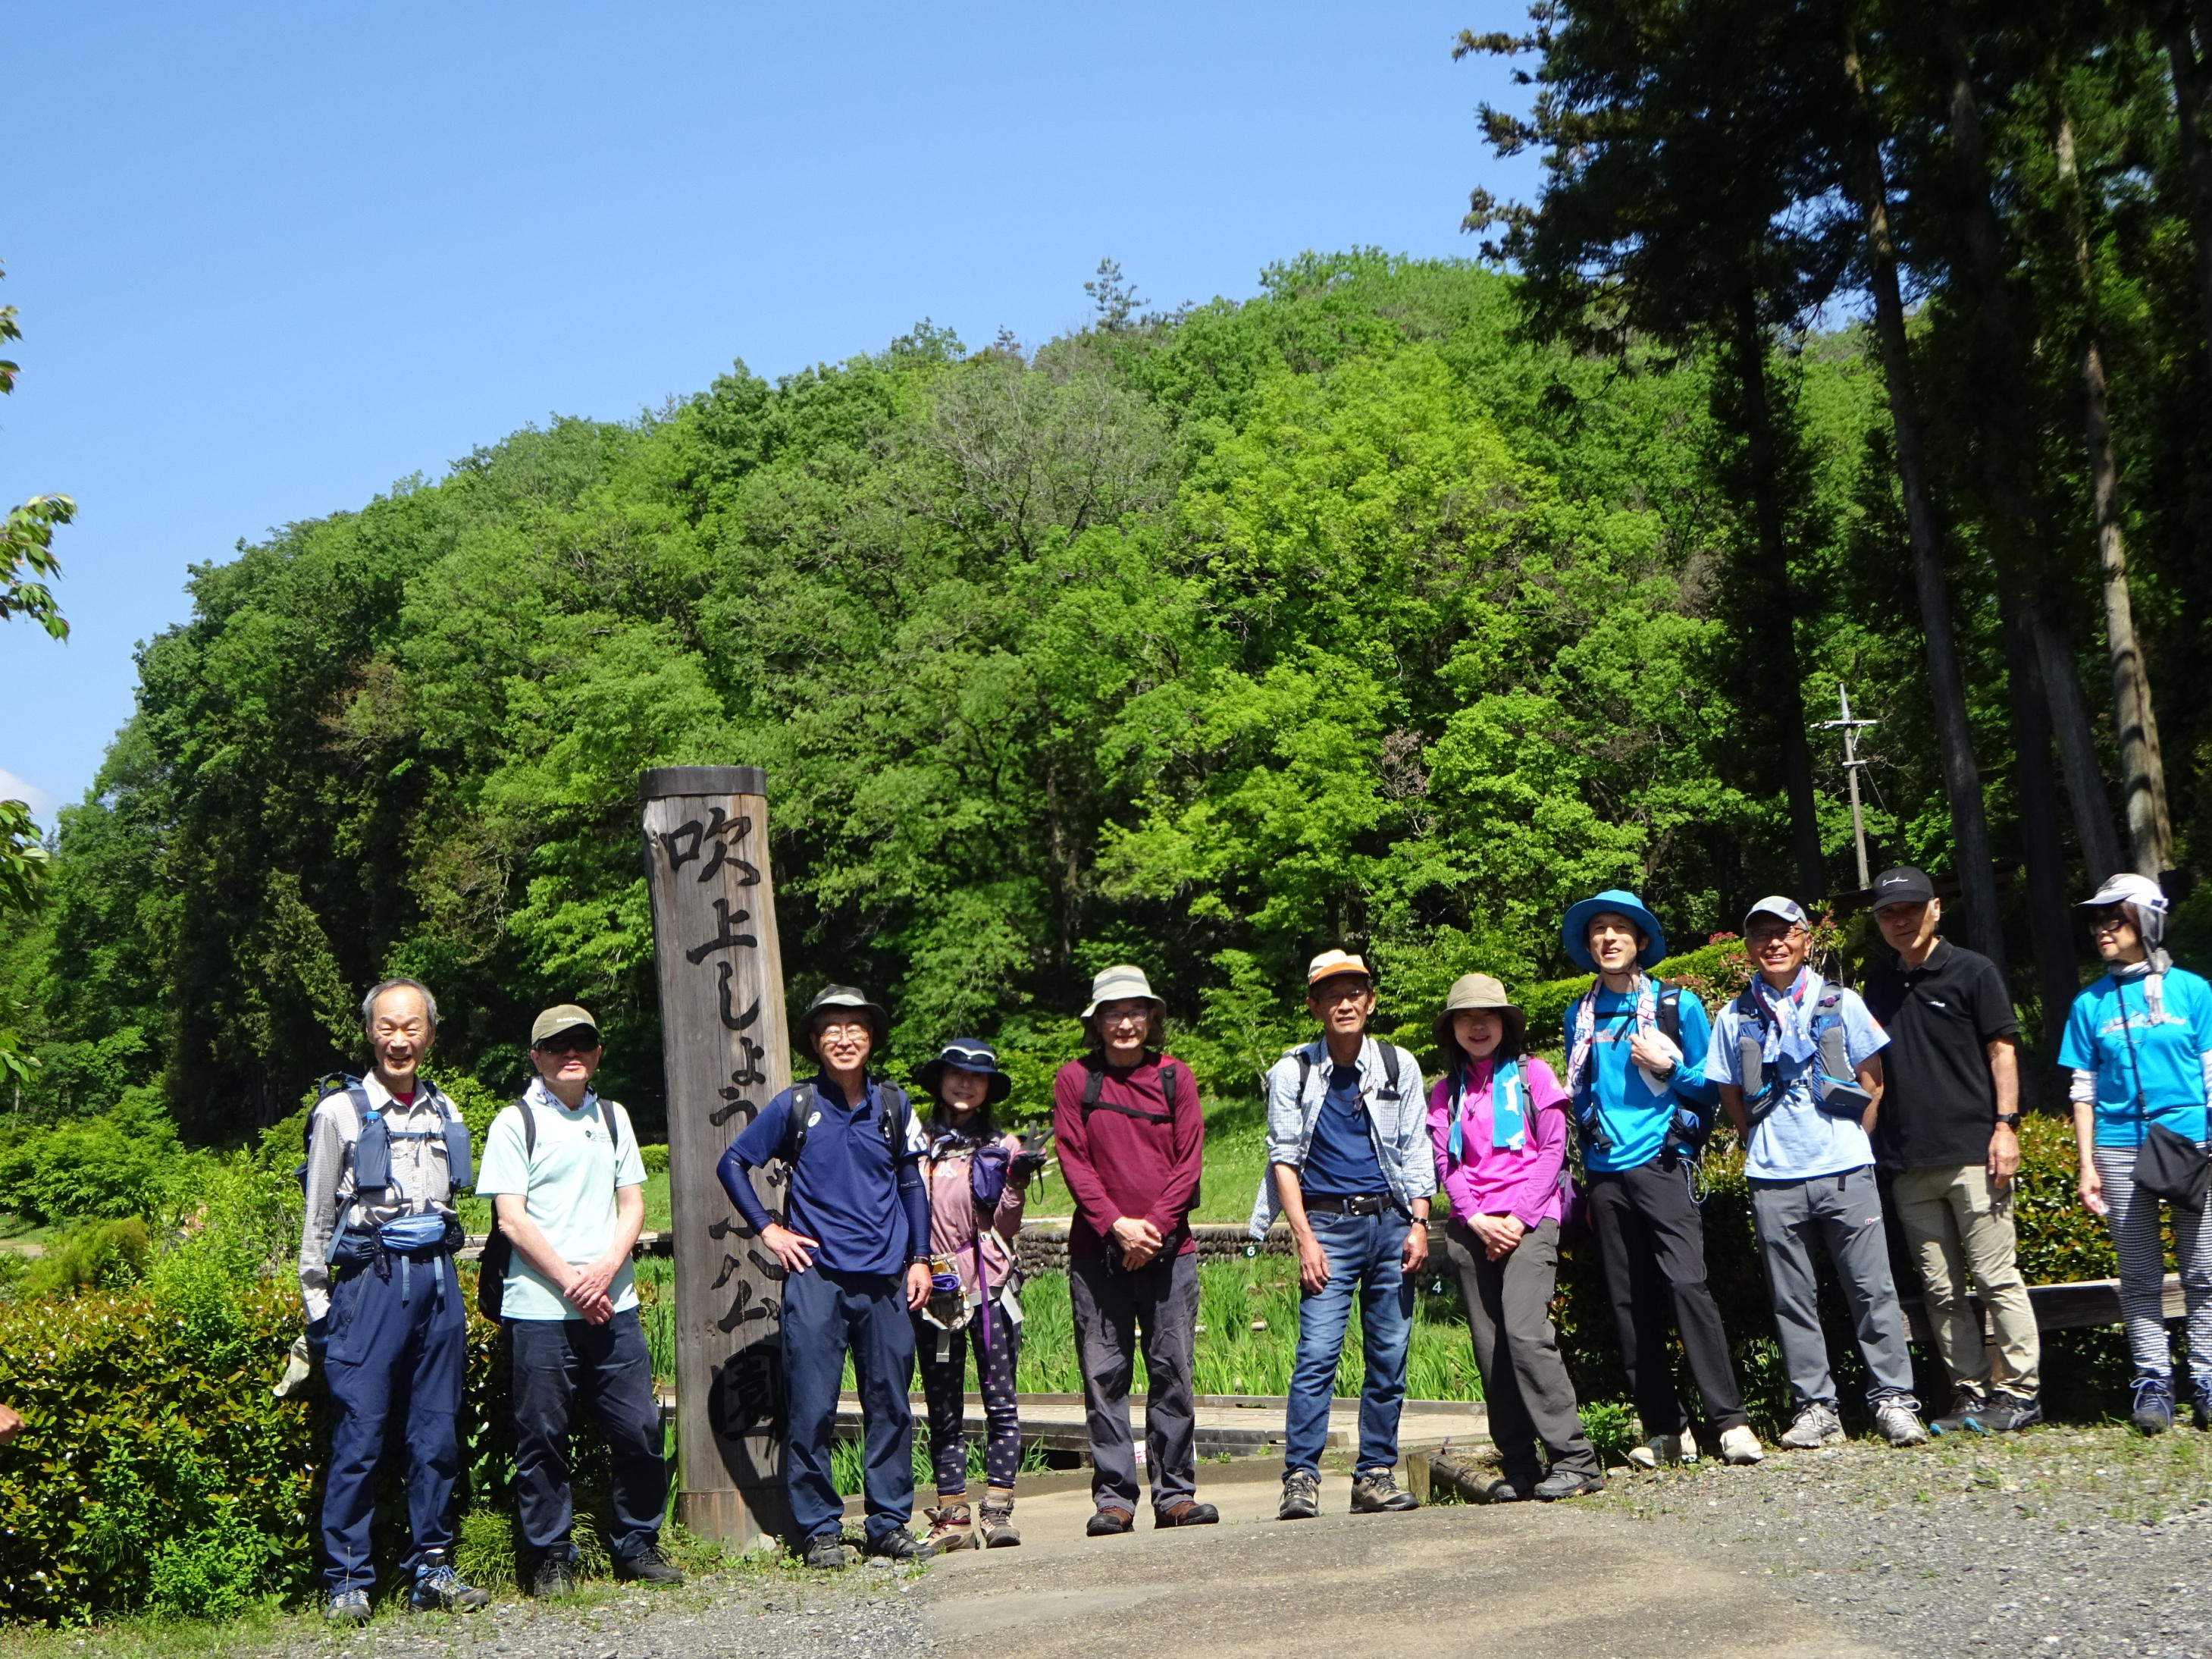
[1871,866,1936,911]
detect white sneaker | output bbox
[1627,1432,1698,1470]
[1778,1402,1844,1450]
[1718,1425,1764,1465]
[1873,1399,1929,1447]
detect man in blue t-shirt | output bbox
[1559,889,1760,1469]
[1258,950,1431,1523]
[1709,897,1925,1450]
[719,986,935,1570]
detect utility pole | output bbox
[1819,683,1878,890]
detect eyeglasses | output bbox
[534,1033,601,1055]
[815,1019,874,1040]
[1311,983,1372,1005]
[2089,912,2132,936]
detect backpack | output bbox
[477,1093,629,1322]
[1570,981,1709,1156]
[298,1074,473,1208]
[1734,979,1872,1125]
[1077,1055,1186,1124]
[775,1079,913,1166]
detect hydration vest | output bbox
[298,1074,473,1209]
[1734,980,1872,1124]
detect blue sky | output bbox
[1,1,1535,819]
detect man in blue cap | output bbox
[1560,892,1762,1468]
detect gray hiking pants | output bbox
[1069,1250,1198,1517]
[1444,1218,1599,1483]
[1749,1166,1916,1408]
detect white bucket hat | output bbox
[1080,964,1165,1020]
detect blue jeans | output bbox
[1284,1209,1413,1476]
[508,1309,668,1566]
[782,1265,916,1544]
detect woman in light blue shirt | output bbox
[2059,874,2212,1435]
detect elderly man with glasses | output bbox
[476,1003,678,1596]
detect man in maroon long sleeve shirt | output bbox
[1052,964,1217,1535]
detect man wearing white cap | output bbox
[1708,898,1927,1449]
[1252,950,1431,1521]
[1053,966,1215,1535]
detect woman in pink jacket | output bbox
[912,1039,1035,1551]
[1428,974,1604,1501]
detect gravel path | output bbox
[259,1558,929,1659]
[1578,1422,2212,1658]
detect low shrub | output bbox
[0,1091,210,1226]
[20,1218,153,1298]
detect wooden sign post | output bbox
[640,765,792,1546]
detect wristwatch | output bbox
[1994,1113,2022,1128]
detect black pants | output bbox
[1586,1156,1748,1435]
[509,1309,668,1566]
[1069,1252,1198,1516]
[913,1302,1022,1494]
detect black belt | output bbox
[1302,1192,1392,1215]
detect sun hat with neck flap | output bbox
[1432,973,1527,1059]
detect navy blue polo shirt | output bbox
[719,1075,926,1276]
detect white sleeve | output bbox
[2070,1068,2098,1107]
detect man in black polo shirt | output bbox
[1864,866,2041,1432]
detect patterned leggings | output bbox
[2094,1146,2212,1380]
[913,1303,1022,1495]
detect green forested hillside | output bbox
[0,252,2157,1149]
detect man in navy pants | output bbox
[719,986,935,1569]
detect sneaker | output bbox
[1533,1466,1604,1501]
[797,1532,851,1570]
[407,1552,490,1614]
[1153,1499,1218,1528]
[1929,1385,1991,1436]
[1349,1469,1419,1513]
[2132,1375,2176,1435]
[1872,1397,1930,1447]
[1717,1425,1764,1465]
[528,1557,575,1598]
[1086,1504,1135,1537]
[1778,1401,1844,1450]
[325,1588,372,1625]
[613,1545,685,1585]
[1277,1469,1321,1521]
[1976,1390,2043,1434]
[976,1499,1021,1548]
[1626,1432,1695,1470]
[862,1526,937,1562]
[922,1502,975,1553]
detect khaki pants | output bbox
[1890,1162,2041,1394]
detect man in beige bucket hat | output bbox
[1053,965,1215,1535]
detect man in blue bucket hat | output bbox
[1559,890,1763,1469]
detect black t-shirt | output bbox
[1862,939,2019,1169]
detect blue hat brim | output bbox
[1561,891,1668,973]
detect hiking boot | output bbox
[1086,1504,1135,1537]
[1872,1397,1929,1447]
[1154,1498,1218,1528]
[862,1526,937,1562]
[1349,1469,1419,1513]
[407,1552,490,1614]
[1717,1425,1764,1466]
[613,1545,685,1585]
[1479,1476,1534,1503]
[1929,1385,1990,1436]
[325,1588,372,1625]
[2132,1375,2176,1435]
[797,1532,851,1570]
[976,1497,1021,1548]
[1778,1401,1844,1450]
[528,1556,575,1598]
[1627,1431,1696,1470]
[1533,1466,1604,1501]
[2198,1387,2212,1434]
[922,1501,975,1553]
[1976,1390,2043,1434]
[1278,1469,1321,1521]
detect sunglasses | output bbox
[534,1032,601,1055]
[2089,910,2132,936]
[940,1046,996,1070]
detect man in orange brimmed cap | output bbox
[1251,951,1431,1522]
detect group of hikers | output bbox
[293,864,2212,1617]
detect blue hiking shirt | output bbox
[1577,986,1719,1174]
[2057,967,2212,1149]
[718,1074,930,1276]
[1299,1062,1390,1196]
